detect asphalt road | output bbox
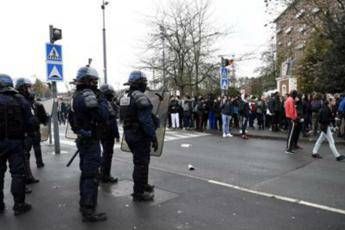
[1,128,344,229]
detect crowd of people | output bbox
[167,91,345,160]
[167,92,345,138]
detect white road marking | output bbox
[208,180,345,216]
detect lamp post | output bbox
[101,0,109,84]
[160,25,166,88]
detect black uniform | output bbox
[0,88,34,215]
[100,99,120,183]
[121,90,158,201]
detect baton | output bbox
[66,150,80,167]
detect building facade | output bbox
[274,0,337,94]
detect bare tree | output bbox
[140,0,224,96]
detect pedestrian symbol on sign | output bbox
[48,47,60,60]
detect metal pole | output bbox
[160,25,166,88]
[49,25,61,154]
[52,81,60,154]
[102,0,108,84]
[48,116,52,144]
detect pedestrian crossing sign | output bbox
[46,43,63,81]
[46,43,62,62]
[47,63,63,81]
[221,78,229,90]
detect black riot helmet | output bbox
[99,84,115,100]
[75,66,99,90]
[15,78,35,100]
[124,70,147,92]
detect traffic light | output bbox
[221,58,234,67]
[49,25,62,43]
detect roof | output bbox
[274,0,302,23]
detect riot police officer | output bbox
[15,78,41,184]
[120,71,158,202]
[68,66,109,222]
[99,84,120,184]
[0,74,33,215]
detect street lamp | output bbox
[101,0,109,84]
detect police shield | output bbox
[120,90,170,157]
[39,98,53,142]
[65,122,77,140]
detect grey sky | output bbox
[0,0,277,92]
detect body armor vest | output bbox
[120,92,139,129]
[0,94,25,139]
[69,90,101,138]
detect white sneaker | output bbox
[222,133,227,138]
[226,133,233,137]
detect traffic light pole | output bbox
[52,81,60,154]
[49,25,61,154]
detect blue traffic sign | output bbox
[221,78,229,90]
[46,43,62,62]
[46,43,63,81]
[47,63,63,81]
[220,67,229,90]
[220,67,229,79]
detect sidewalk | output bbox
[206,128,345,145]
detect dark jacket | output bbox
[318,104,332,132]
[221,100,233,116]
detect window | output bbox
[312,7,320,14]
[295,9,305,19]
[285,26,293,34]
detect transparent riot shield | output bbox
[39,98,54,142]
[120,90,169,157]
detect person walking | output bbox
[312,98,345,161]
[240,95,250,139]
[285,90,298,154]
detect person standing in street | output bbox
[182,96,193,130]
[68,66,109,222]
[285,90,298,154]
[220,96,233,138]
[240,95,250,139]
[169,96,180,129]
[312,98,345,161]
[99,84,120,184]
[15,78,41,185]
[0,74,33,215]
[120,71,158,202]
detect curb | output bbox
[204,130,345,146]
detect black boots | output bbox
[101,176,118,184]
[36,162,45,168]
[25,177,39,184]
[144,184,155,193]
[132,191,154,202]
[80,207,107,223]
[13,203,32,216]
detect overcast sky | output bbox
[0,0,279,92]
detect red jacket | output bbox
[284,96,297,120]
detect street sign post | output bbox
[46,36,63,154]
